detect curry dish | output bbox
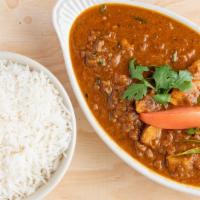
[70,4,200,186]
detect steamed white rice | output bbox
[0,60,72,200]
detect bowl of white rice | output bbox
[0,52,76,200]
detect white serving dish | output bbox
[0,52,76,200]
[53,0,200,196]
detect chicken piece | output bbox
[101,80,112,95]
[84,51,98,67]
[111,53,121,67]
[171,81,200,106]
[136,95,161,113]
[170,89,188,106]
[167,155,196,177]
[188,59,200,80]
[94,40,105,52]
[120,38,134,57]
[114,74,131,86]
[141,126,162,149]
[170,60,200,106]
[120,38,131,49]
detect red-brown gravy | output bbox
[70,4,200,186]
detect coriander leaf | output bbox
[153,94,171,104]
[179,139,200,143]
[175,148,200,157]
[143,80,155,89]
[124,58,193,105]
[97,58,106,66]
[153,65,177,91]
[129,59,149,80]
[129,59,136,75]
[174,70,192,91]
[123,83,147,101]
[186,128,199,135]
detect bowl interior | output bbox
[53,0,200,196]
[0,51,76,200]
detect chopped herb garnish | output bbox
[129,59,149,81]
[153,65,177,92]
[133,16,147,24]
[123,58,192,104]
[122,59,154,101]
[123,83,147,101]
[175,148,200,157]
[153,94,171,104]
[173,70,192,91]
[186,128,200,135]
[97,58,106,66]
[179,139,200,143]
[153,66,192,93]
[99,4,107,14]
[172,50,178,62]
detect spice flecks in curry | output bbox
[70,4,200,186]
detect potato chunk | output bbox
[141,126,162,149]
[170,89,187,106]
[170,60,200,106]
[167,155,196,177]
[188,59,200,80]
[171,81,200,106]
[136,95,161,113]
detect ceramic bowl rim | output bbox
[53,0,200,196]
[0,51,77,200]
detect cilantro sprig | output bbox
[174,147,200,157]
[129,59,149,80]
[123,59,153,101]
[123,59,193,104]
[186,128,200,135]
[123,83,147,101]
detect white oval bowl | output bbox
[0,52,76,200]
[53,0,200,196]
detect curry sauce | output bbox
[70,4,200,186]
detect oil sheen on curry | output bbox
[70,4,200,186]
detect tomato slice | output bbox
[140,107,200,129]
